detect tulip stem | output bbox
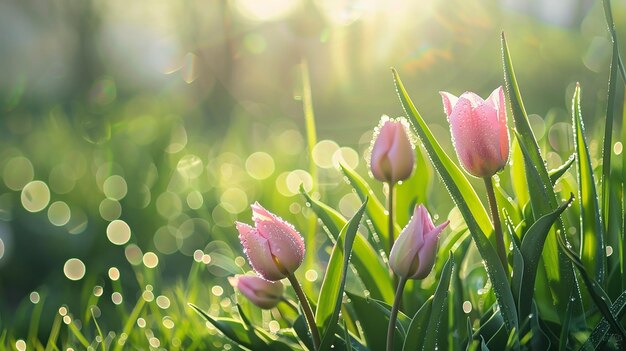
[386,276,407,351]
[483,176,509,276]
[287,274,320,351]
[388,182,398,289]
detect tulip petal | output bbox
[488,86,510,163]
[387,123,415,182]
[236,222,286,281]
[412,220,449,279]
[459,91,484,108]
[439,92,458,117]
[250,203,305,274]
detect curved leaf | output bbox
[300,187,394,303]
[502,32,576,319]
[392,68,519,339]
[340,164,400,253]
[572,83,606,284]
[402,297,434,351]
[422,252,455,351]
[516,194,574,323]
[316,198,368,349]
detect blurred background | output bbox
[0,0,623,339]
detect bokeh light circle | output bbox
[312,140,340,168]
[3,157,34,191]
[143,252,159,268]
[103,175,128,200]
[107,220,131,245]
[48,201,71,226]
[21,181,51,213]
[245,152,275,179]
[63,258,86,281]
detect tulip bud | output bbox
[389,205,449,280]
[229,275,285,309]
[440,87,510,178]
[235,202,305,281]
[369,116,415,184]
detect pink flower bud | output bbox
[229,275,285,309]
[389,205,449,280]
[235,202,305,281]
[370,116,415,184]
[440,87,510,178]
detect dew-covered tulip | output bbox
[229,275,284,309]
[370,116,415,184]
[440,87,510,178]
[389,205,449,280]
[235,202,305,281]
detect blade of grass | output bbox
[300,59,319,291]
[572,83,606,283]
[91,308,106,351]
[402,297,434,351]
[502,32,576,320]
[44,313,62,351]
[340,164,399,254]
[581,290,626,349]
[422,252,455,351]
[548,154,575,185]
[392,68,518,341]
[555,228,626,339]
[316,199,368,349]
[603,0,626,83]
[112,298,145,351]
[301,187,394,303]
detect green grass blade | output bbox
[422,252,455,351]
[316,198,368,349]
[515,194,574,325]
[300,187,394,303]
[44,314,62,351]
[603,0,626,83]
[189,303,269,349]
[402,297,434,351]
[392,68,518,339]
[91,308,106,351]
[548,154,575,185]
[572,83,606,284]
[396,146,431,227]
[300,59,319,288]
[340,164,399,253]
[502,32,575,319]
[581,290,626,350]
[555,230,626,339]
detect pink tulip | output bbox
[389,204,449,280]
[440,87,509,178]
[370,116,415,184]
[229,275,285,309]
[235,202,305,281]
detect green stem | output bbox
[288,274,320,351]
[388,182,398,289]
[386,276,407,351]
[484,176,509,275]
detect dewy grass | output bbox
[2,1,626,350]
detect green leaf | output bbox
[402,297,434,351]
[572,83,606,284]
[554,229,626,339]
[340,164,400,253]
[189,303,269,350]
[502,33,576,319]
[422,252,455,351]
[300,187,394,303]
[347,293,410,351]
[515,194,574,325]
[316,198,368,349]
[581,290,626,350]
[548,154,575,185]
[392,68,519,339]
